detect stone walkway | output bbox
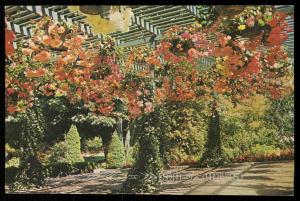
[8,160,294,195]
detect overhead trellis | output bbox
[5,5,294,58]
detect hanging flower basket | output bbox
[215,5,246,18]
[169,38,194,56]
[238,24,266,38]
[79,6,111,16]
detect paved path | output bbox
[8,160,294,195]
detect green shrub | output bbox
[44,161,103,178]
[8,106,47,191]
[83,155,105,163]
[224,147,241,160]
[157,101,207,166]
[107,131,125,168]
[47,142,69,164]
[123,146,135,168]
[9,156,46,191]
[5,167,18,185]
[44,162,74,177]
[250,144,280,158]
[48,124,84,165]
[82,136,103,154]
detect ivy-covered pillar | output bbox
[199,98,228,167]
[10,105,46,190]
[122,111,163,193]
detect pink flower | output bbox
[188,48,200,57]
[181,32,191,39]
[246,16,255,27]
[144,102,153,113]
[136,90,143,96]
[143,89,149,95]
[137,101,143,107]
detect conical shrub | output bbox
[48,124,84,164]
[107,131,125,168]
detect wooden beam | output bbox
[22,6,102,39]
[132,14,162,36]
[118,34,163,47]
[185,5,200,18]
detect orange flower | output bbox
[7,105,16,114]
[25,68,47,78]
[36,68,47,76]
[73,35,85,45]
[28,40,40,51]
[33,51,51,63]
[48,24,58,35]
[57,26,65,34]
[42,35,52,46]
[63,54,77,64]
[50,37,63,48]
[22,48,33,56]
[188,48,200,58]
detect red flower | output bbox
[5,28,15,57]
[7,88,15,95]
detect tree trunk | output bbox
[124,127,131,155]
[101,131,113,161]
[116,117,123,142]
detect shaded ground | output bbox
[7,160,294,195]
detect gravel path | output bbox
[7,160,294,195]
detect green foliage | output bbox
[123,129,163,193]
[220,94,294,157]
[163,101,207,165]
[5,162,101,181]
[9,106,47,191]
[47,141,69,164]
[5,143,22,162]
[264,94,294,149]
[9,156,46,191]
[83,155,105,163]
[48,124,84,165]
[107,131,125,168]
[250,144,280,158]
[123,100,208,192]
[71,113,116,127]
[5,157,20,168]
[5,167,19,185]
[122,109,167,193]
[123,146,136,168]
[223,147,241,160]
[82,136,103,154]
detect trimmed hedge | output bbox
[106,131,125,168]
[48,124,84,165]
[44,161,103,177]
[5,161,103,185]
[230,149,294,163]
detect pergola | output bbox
[5,5,294,60]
